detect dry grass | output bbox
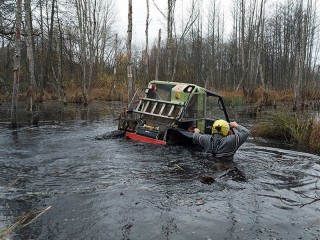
[219,88,294,107]
[267,89,294,102]
[1,86,319,108]
[309,122,320,153]
[252,111,319,152]
[288,115,314,145]
[0,178,52,239]
[219,90,246,107]
[0,206,51,239]
[251,111,294,140]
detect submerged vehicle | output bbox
[118,80,231,145]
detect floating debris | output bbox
[0,206,52,239]
[219,166,246,182]
[95,130,125,140]
[200,176,215,185]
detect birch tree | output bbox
[171,0,199,82]
[145,0,150,83]
[108,34,118,99]
[155,29,161,80]
[25,0,36,111]
[53,2,63,101]
[11,0,22,129]
[41,0,56,102]
[166,0,176,81]
[127,0,133,104]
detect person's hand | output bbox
[229,121,239,128]
[194,128,200,133]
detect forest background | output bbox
[0,0,320,120]
[1,2,320,236]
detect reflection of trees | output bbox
[120,221,133,240]
[160,213,178,240]
[280,185,320,207]
[225,201,236,239]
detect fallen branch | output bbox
[0,206,52,239]
[279,189,320,208]
[174,164,185,171]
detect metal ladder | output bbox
[134,99,182,119]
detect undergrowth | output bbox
[252,110,319,153]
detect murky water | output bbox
[0,102,319,240]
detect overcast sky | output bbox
[114,1,233,47]
[115,1,167,47]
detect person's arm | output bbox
[229,122,250,147]
[192,128,212,152]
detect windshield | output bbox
[205,95,227,120]
[183,92,227,120]
[183,93,204,119]
[146,83,173,101]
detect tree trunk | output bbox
[145,0,150,83]
[257,0,268,105]
[171,1,198,82]
[293,1,305,110]
[155,28,161,80]
[38,0,45,97]
[75,0,89,106]
[108,34,118,99]
[56,5,63,101]
[25,0,36,112]
[166,0,175,81]
[42,0,56,101]
[127,0,133,105]
[11,0,22,129]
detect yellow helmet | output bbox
[212,119,230,136]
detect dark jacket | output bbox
[193,125,250,161]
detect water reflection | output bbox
[0,102,319,239]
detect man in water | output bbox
[193,120,250,162]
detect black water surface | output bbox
[0,102,319,240]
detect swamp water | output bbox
[0,101,319,240]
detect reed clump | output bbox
[251,111,294,140]
[309,122,320,154]
[252,111,319,152]
[220,91,246,107]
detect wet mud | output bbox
[0,102,319,239]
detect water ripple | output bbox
[0,104,319,240]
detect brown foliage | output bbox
[219,88,294,107]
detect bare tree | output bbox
[1,0,320,110]
[127,0,133,104]
[75,0,88,106]
[11,0,22,129]
[75,0,112,105]
[25,0,36,112]
[166,0,176,81]
[41,0,56,102]
[52,1,63,101]
[145,0,150,83]
[108,34,118,99]
[171,0,199,82]
[155,28,161,80]
[256,0,268,104]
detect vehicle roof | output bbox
[149,80,221,97]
